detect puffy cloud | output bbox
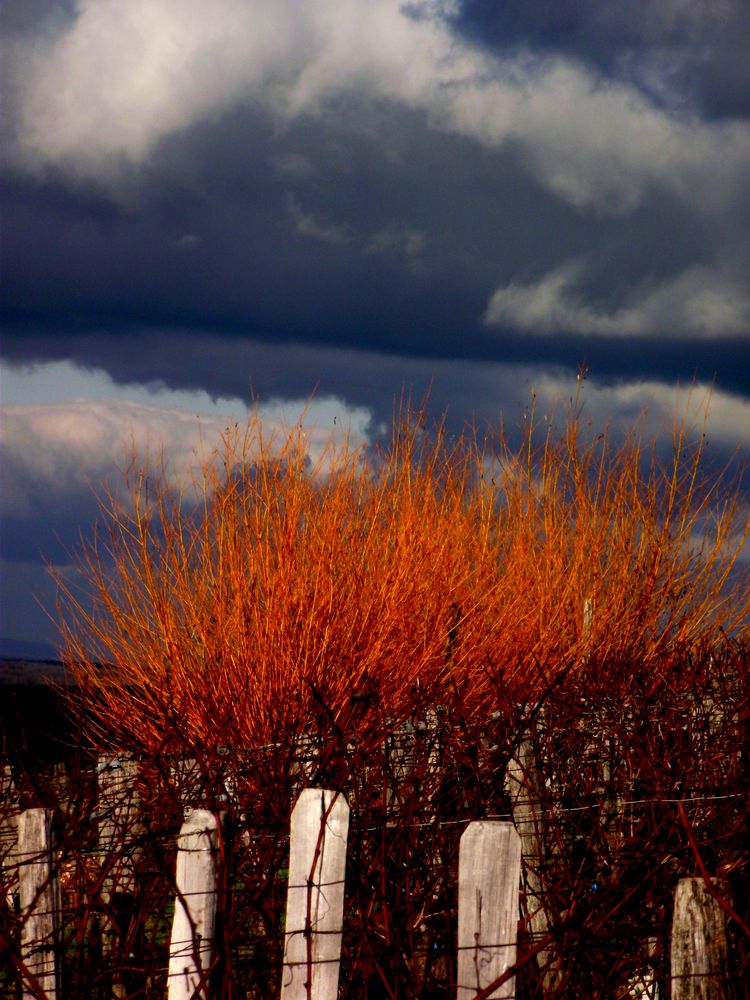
[0,389,373,519]
[7,0,750,213]
[8,0,442,169]
[524,375,750,451]
[483,263,750,339]
[0,398,230,517]
[0,361,374,649]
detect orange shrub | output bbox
[57,400,749,752]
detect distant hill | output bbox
[0,656,69,686]
[0,636,60,660]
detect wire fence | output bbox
[1,647,749,998]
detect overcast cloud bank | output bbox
[8,0,750,215]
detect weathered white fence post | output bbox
[167,809,220,1000]
[457,821,521,999]
[98,755,141,883]
[671,878,731,1000]
[18,807,60,1000]
[281,788,350,1000]
[97,754,142,998]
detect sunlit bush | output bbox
[57,397,749,753]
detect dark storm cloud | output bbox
[3,99,571,338]
[3,1,748,338]
[454,0,750,119]
[0,0,75,37]
[2,94,747,399]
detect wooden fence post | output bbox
[97,755,142,998]
[457,821,521,999]
[1,765,20,912]
[98,755,141,888]
[671,878,731,1000]
[281,788,350,1000]
[290,734,320,796]
[505,736,560,990]
[170,757,201,817]
[386,721,416,815]
[167,809,220,1000]
[18,807,60,1000]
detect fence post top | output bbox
[293,787,349,810]
[180,808,218,833]
[460,819,521,842]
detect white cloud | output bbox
[526,376,750,448]
[9,0,302,168]
[1,398,230,516]
[0,358,249,415]
[7,0,750,213]
[483,263,750,339]
[0,361,373,517]
[1,361,747,543]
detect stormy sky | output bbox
[1,0,749,655]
